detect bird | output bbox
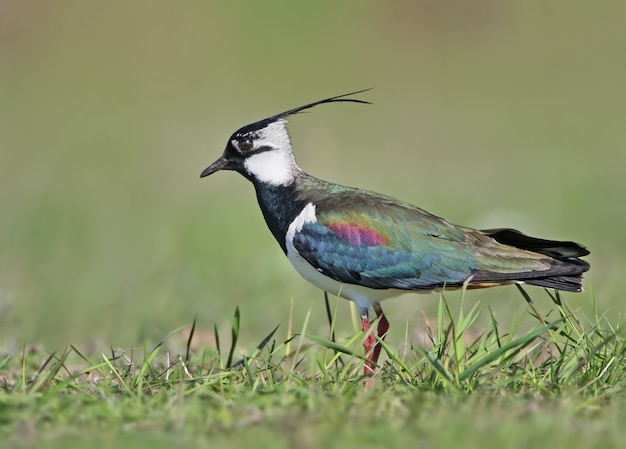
[200,90,590,377]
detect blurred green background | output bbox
[1,1,625,350]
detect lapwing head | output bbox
[200,90,371,186]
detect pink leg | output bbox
[361,304,390,377]
[371,304,389,368]
[361,315,376,375]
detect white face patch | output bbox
[244,150,297,186]
[242,120,299,186]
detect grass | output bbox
[1,288,625,448]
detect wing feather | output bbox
[290,193,588,292]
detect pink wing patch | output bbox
[327,222,390,246]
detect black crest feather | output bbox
[235,89,372,135]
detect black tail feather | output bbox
[473,228,590,292]
[524,275,586,292]
[481,228,590,260]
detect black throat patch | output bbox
[253,181,309,254]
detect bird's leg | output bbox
[360,309,376,376]
[371,303,389,369]
[361,303,390,377]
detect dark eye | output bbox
[238,139,254,152]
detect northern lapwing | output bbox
[200,90,590,377]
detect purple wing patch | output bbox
[327,222,390,246]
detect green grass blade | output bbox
[214,323,222,368]
[226,306,240,369]
[459,319,565,381]
[305,334,356,357]
[185,315,197,363]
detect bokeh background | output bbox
[1,1,625,350]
